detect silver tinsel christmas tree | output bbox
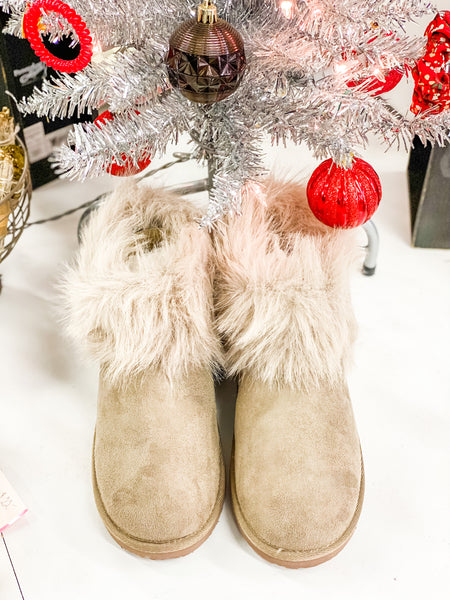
[1,0,449,225]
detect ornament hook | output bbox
[197,0,217,24]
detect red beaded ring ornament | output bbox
[22,0,93,73]
[306,157,382,229]
[94,110,152,177]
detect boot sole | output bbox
[92,437,226,559]
[230,443,365,568]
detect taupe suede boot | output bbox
[63,183,225,558]
[214,180,364,568]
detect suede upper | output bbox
[95,369,222,544]
[234,376,362,555]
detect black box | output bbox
[0,12,91,188]
[408,138,450,249]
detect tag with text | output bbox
[0,470,27,532]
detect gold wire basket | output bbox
[0,136,32,265]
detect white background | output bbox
[1,4,449,599]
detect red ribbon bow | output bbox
[411,12,450,116]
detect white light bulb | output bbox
[92,39,103,55]
[280,1,295,19]
[335,61,350,75]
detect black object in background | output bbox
[0,12,91,189]
[41,33,81,61]
[408,138,450,249]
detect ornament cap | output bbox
[0,107,15,145]
[197,0,217,24]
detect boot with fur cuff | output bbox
[214,180,364,568]
[62,183,225,559]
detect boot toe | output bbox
[232,377,364,566]
[100,461,220,543]
[234,458,363,559]
[93,370,225,557]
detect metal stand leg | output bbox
[361,219,379,276]
[165,178,209,196]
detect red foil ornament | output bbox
[346,67,403,96]
[306,158,382,229]
[94,111,152,177]
[344,31,403,96]
[23,0,93,73]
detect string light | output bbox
[91,43,121,64]
[279,1,295,20]
[372,67,382,79]
[334,60,352,75]
[92,38,103,55]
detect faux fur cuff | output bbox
[213,179,361,391]
[62,183,221,384]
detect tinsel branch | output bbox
[2,7,24,36]
[0,0,26,11]
[52,93,193,179]
[251,25,425,77]
[300,1,436,34]
[18,48,170,119]
[398,111,450,148]
[2,0,195,45]
[1,0,448,226]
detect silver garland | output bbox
[1,0,448,225]
[18,47,171,118]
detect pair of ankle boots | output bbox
[63,179,364,568]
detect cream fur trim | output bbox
[213,179,361,390]
[61,183,221,384]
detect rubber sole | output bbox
[92,442,226,560]
[230,444,365,568]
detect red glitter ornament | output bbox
[306,158,382,229]
[94,111,152,177]
[23,0,93,73]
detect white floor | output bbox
[0,136,449,600]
